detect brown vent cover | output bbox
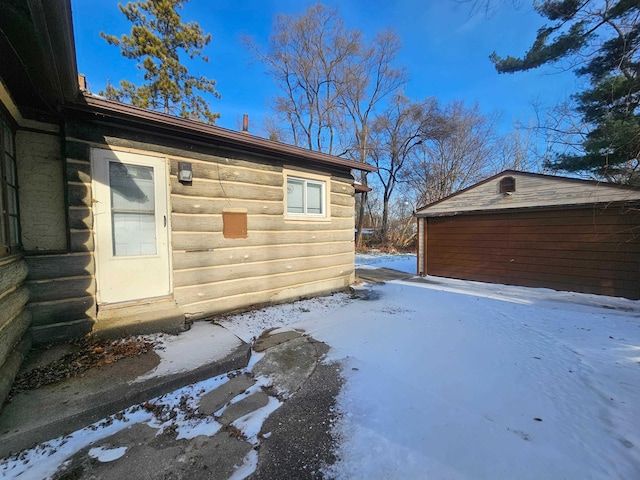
[223,211,248,239]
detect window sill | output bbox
[284,214,331,223]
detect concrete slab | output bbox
[355,267,414,284]
[216,391,270,426]
[53,421,253,480]
[198,373,255,416]
[1,325,346,480]
[0,340,250,458]
[253,330,302,352]
[252,336,317,399]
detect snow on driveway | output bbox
[225,253,640,479]
[322,255,640,479]
[5,253,639,479]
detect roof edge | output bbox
[415,198,640,218]
[65,95,377,173]
[415,169,640,213]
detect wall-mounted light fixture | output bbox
[178,161,193,183]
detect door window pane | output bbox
[109,162,157,256]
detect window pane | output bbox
[1,119,18,253]
[306,182,323,214]
[109,162,157,256]
[287,178,304,214]
[7,185,17,215]
[3,123,13,154]
[5,155,15,185]
[9,216,19,245]
[110,162,155,212]
[112,212,157,256]
[0,209,6,246]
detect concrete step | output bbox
[198,373,255,416]
[93,298,185,339]
[215,391,270,426]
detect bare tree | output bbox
[369,95,436,242]
[405,101,503,207]
[337,28,406,247]
[495,120,541,172]
[245,4,406,246]
[244,5,358,154]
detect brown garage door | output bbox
[425,205,640,299]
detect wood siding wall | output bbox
[0,255,30,408]
[424,206,640,299]
[64,120,356,323]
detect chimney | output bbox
[242,114,249,134]
[78,73,87,92]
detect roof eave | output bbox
[65,95,377,173]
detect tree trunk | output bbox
[354,172,368,249]
[380,195,390,243]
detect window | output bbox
[109,162,157,256]
[286,176,326,217]
[0,117,19,256]
[499,176,516,194]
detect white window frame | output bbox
[284,169,330,221]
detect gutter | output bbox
[64,94,377,174]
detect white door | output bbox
[92,149,171,304]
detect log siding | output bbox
[64,122,357,325]
[0,254,30,409]
[170,158,355,319]
[25,134,97,343]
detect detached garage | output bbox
[415,170,640,299]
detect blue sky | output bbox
[70,0,580,137]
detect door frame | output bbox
[91,147,174,305]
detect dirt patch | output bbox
[8,336,156,400]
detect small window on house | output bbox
[0,116,20,257]
[286,176,326,217]
[499,176,516,194]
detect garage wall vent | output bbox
[499,176,516,194]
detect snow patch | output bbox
[228,449,258,480]
[231,396,282,445]
[87,446,128,463]
[133,322,242,382]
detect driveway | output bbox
[3,254,640,479]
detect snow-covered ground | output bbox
[225,253,640,479]
[4,252,640,479]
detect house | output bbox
[415,170,640,299]
[0,0,374,406]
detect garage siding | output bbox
[424,206,640,299]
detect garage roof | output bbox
[415,170,640,217]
